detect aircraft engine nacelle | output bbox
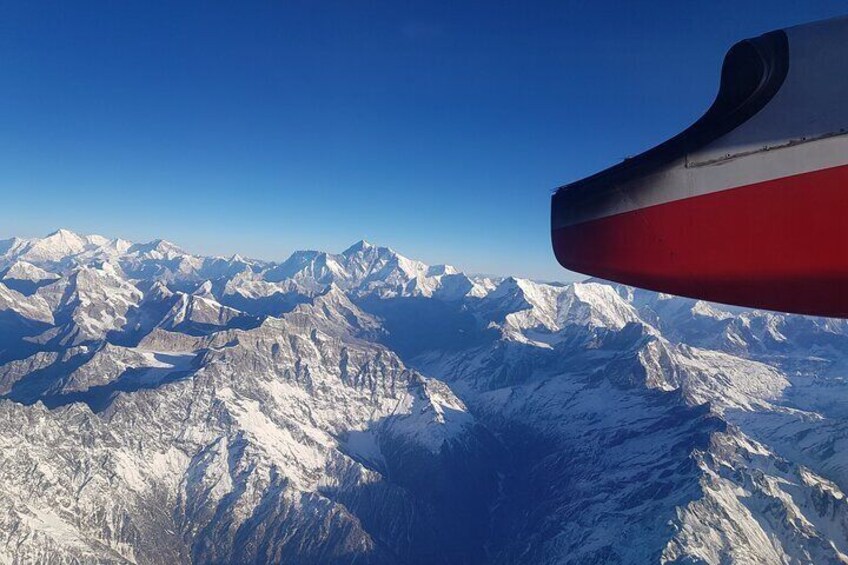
[552,16,848,317]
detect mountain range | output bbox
[1,229,848,564]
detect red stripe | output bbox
[552,163,848,317]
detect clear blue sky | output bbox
[1,1,846,280]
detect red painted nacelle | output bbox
[552,17,848,318]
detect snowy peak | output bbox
[14,228,91,263]
[30,262,144,344]
[557,282,643,330]
[0,282,54,325]
[483,277,541,315]
[262,241,464,298]
[192,280,215,298]
[426,264,458,277]
[340,240,423,278]
[159,291,245,332]
[128,238,187,258]
[341,239,375,256]
[266,249,346,288]
[45,228,88,246]
[474,278,647,347]
[284,283,380,336]
[2,261,59,283]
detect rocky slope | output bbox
[1,229,847,564]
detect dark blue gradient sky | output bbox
[2,1,845,279]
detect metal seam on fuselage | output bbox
[552,134,848,228]
[686,129,848,168]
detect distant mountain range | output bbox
[1,229,848,564]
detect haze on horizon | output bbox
[2,1,846,280]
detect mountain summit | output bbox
[342,239,375,255]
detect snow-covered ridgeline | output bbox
[0,229,847,563]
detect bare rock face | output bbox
[1,230,848,564]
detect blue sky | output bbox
[1,1,846,280]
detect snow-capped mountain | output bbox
[1,229,848,563]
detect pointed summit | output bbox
[22,228,89,261]
[342,240,375,256]
[129,238,186,256]
[43,228,87,246]
[48,228,80,238]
